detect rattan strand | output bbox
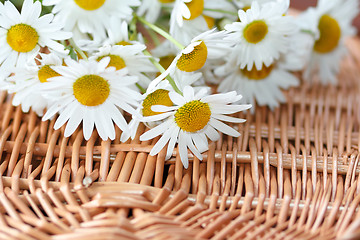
[0,38,358,239]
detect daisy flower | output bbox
[42,57,142,141]
[120,80,174,142]
[151,40,179,70]
[170,0,235,28]
[90,44,157,88]
[170,0,236,45]
[77,20,145,52]
[224,0,297,70]
[280,16,315,72]
[42,0,140,40]
[148,29,232,92]
[170,0,192,28]
[137,0,175,23]
[4,52,64,116]
[301,0,359,85]
[170,16,212,46]
[0,0,71,79]
[216,59,299,111]
[105,20,144,47]
[216,10,310,111]
[140,86,251,168]
[121,72,204,142]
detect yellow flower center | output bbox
[243,20,268,44]
[157,55,176,76]
[159,55,176,70]
[97,55,126,70]
[37,65,61,83]
[241,64,274,80]
[142,89,173,116]
[74,0,105,10]
[175,100,211,132]
[7,24,39,53]
[313,14,341,54]
[116,41,132,46]
[184,0,204,20]
[177,41,208,72]
[203,15,215,29]
[243,6,251,11]
[73,74,110,106]
[159,0,175,3]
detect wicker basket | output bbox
[0,36,359,239]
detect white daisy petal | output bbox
[54,101,77,129]
[94,114,108,141]
[40,58,139,141]
[209,118,240,137]
[105,102,129,132]
[21,0,41,23]
[211,104,251,114]
[202,91,237,103]
[64,105,84,137]
[183,85,194,101]
[149,126,174,156]
[142,85,249,168]
[204,125,220,141]
[184,133,203,160]
[141,111,173,122]
[4,1,21,23]
[0,0,71,76]
[83,110,95,140]
[43,0,139,40]
[151,105,177,112]
[120,116,140,143]
[166,126,180,159]
[212,114,247,123]
[192,133,208,153]
[140,119,173,141]
[100,109,116,140]
[169,91,186,106]
[178,131,189,169]
[43,97,71,121]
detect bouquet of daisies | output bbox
[0,0,358,168]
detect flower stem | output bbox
[129,15,138,41]
[143,50,182,95]
[68,38,88,61]
[136,83,146,94]
[146,26,162,46]
[166,75,182,95]
[135,14,185,50]
[301,29,317,39]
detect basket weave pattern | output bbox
[0,39,359,239]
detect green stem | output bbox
[166,75,182,95]
[135,14,185,50]
[68,38,88,61]
[146,26,161,46]
[136,83,146,94]
[143,50,182,95]
[129,16,138,41]
[300,29,317,38]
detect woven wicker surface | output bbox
[0,37,359,239]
